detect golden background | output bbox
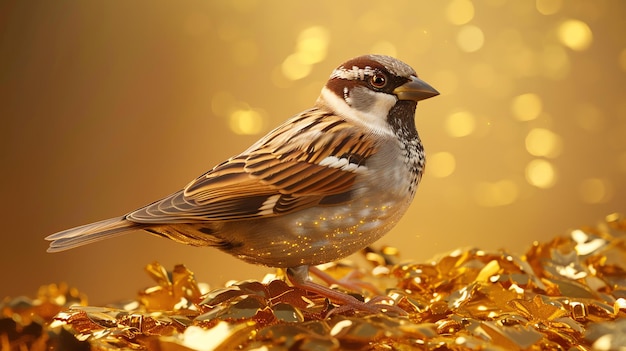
[1,0,625,304]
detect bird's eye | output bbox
[370,73,387,88]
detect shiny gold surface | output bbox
[2,214,626,349]
[1,1,625,305]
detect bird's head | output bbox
[317,54,439,135]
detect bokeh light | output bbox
[536,0,563,15]
[557,19,593,51]
[525,128,562,158]
[282,53,313,81]
[445,111,476,137]
[429,152,456,178]
[1,1,624,305]
[525,159,557,188]
[540,45,570,80]
[446,0,475,26]
[229,108,266,135]
[511,93,543,121]
[456,25,485,53]
[282,26,329,81]
[473,180,519,207]
[295,26,330,64]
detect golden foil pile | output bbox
[3,214,626,350]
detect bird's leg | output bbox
[286,266,405,316]
[308,265,383,295]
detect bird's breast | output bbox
[210,137,423,268]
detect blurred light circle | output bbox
[296,26,330,64]
[429,152,456,178]
[536,0,563,15]
[229,108,265,135]
[445,111,476,137]
[473,180,519,207]
[512,93,542,121]
[557,19,593,51]
[525,128,563,158]
[525,159,557,188]
[456,25,484,53]
[282,53,313,81]
[446,0,475,25]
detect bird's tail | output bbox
[45,216,142,252]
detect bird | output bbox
[46,54,439,313]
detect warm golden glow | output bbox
[618,152,626,174]
[540,45,570,80]
[211,91,237,117]
[525,159,557,189]
[511,93,543,121]
[579,178,613,204]
[282,26,330,81]
[229,108,265,135]
[473,180,519,207]
[184,12,211,36]
[557,19,593,51]
[574,103,604,132]
[429,152,456,178]
[282,53,313,81]
[229,0,259,12]
[535,0,563,15]
[295,26,330,64]
[231,40,259,66]
[445,111,476,138]
[370,41,397,57]
[446,0,475,26]
[468,63,496,89]
[456,25,484,53]
[432,70,459,95]
[525,128,562,158]
[619,48,626,73]
[2,1,624,305]
[405,27,433,55]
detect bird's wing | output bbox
[127,109,378,223]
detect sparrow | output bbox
[46,54,439,312]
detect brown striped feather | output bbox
[127,110,378,222]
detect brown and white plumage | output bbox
[46,55,438,309]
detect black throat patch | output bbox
[387,100,419,141]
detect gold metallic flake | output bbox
[4,215,626,349]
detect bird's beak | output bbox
[394,76,439,102]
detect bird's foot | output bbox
[287,266,406,317]
[308,265,383,295]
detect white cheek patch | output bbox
[319,87,396,137]
[357,86,397,117]
[318,156,368,173]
